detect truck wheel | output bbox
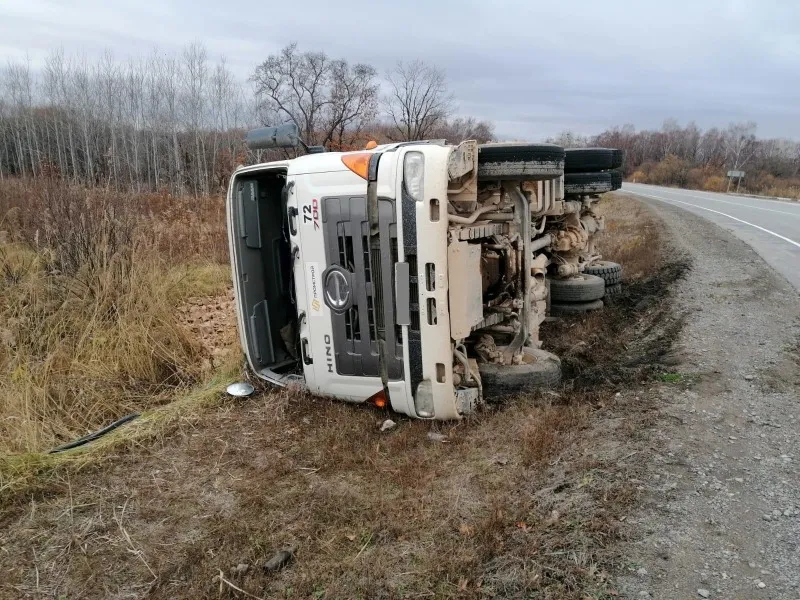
[551,299,604,314]
[479,346,561,399]
[549,274,605,302]
[604,283,622,297]
[610,169,623,190]
[478,143,565,181]
[565,148,615,172]
[583,261,622,286]
[611,149,624,169]
[564,171,613,195]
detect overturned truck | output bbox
[227,124,623,420]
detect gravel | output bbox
[616,199,800,598]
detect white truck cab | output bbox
[227,124,613,420]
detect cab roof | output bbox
[236,140,447,177]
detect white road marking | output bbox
[676,192,800,217]
[628,184,800,209]
[623,190,800,250]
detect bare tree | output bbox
[251,43,331,146]
[548,130,588,148]
[723,121,758,171]
[722,121,758,192]
[251,44,380,150]
[659,118,681,159]
[182,43,209,196]
[323,61,378,149]
[697,127,726,167]
[73,56,97,184]
[5,59,37,178]
[96,50,121,188]
[435,116,495,144]
[384,60,454,142]
[160,54,184,195]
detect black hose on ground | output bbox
[48,413,141,454]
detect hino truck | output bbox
[227,123,621,420]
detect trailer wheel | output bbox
[478,143,565,181]
[565,148,615,172]
[479,346,561,399]
[549,273,605,302]
[583,261,622,286]
[551,299,604,314]
[564,171,614,195]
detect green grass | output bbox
[657,372,684,383]
[0,361,240,501]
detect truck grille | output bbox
[322,196,404,379]
[407,253,421,332]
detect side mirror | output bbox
[246,123,300,150]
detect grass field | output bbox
[0,177,232,457]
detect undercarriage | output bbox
[444,142,621,403]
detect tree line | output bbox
[0,43,493,196]
[5,41,797,199]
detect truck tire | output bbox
[583,261,622,286]
[478,143,565,181]
[564,148,615,173]
[479,346,561,399]
[549,274,605,302]
[604,283,622,297]
[611,149,624,169]
[610,169,623,190]
[564,171,613,195]
[551,299,604,314]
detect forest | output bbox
[0,43,492,196]
[2,43,798,198]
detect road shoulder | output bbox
[617,198,800,598]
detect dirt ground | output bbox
[177,289,238,371]
[615,198,800,599]
[0,196,686,599]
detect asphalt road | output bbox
[620,183,800,291]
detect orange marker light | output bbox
[367,390,387,408]
[365,140,378,150]
[341,152,371,180]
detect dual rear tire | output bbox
[563,148,624,196]
[477,143,565,181]
[565,147,623,172]
[583,260,622,286]
[549,273,606,315]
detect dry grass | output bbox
[0,388,647,599]
[599,194,663,283]
[542,194,687,388]
[0,192,685,599]
[629,158,800,200]
[0,177,231,455]
[0,364,239,497]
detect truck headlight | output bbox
[414,379,435,418]
[403,152,424,202]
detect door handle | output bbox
[301,338,313,365]
[288,206,298,236]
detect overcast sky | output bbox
[2,0,799,140]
